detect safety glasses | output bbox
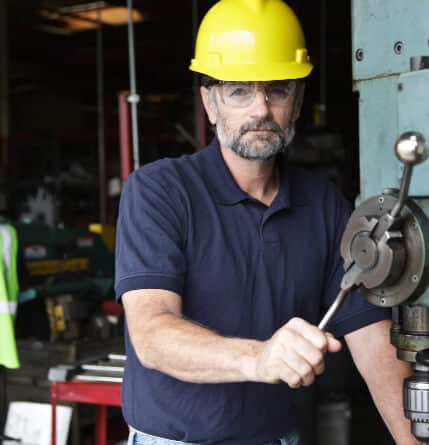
[214,80,298,108]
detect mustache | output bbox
[239,119,284,136]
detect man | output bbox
[115,1,418,444]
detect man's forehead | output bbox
[215,79,298,85]
[226,79,295,83]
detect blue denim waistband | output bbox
[128,428,300,445]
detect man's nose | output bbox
[249,90,270,118]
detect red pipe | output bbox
[95,405,107,445]
[118,91,133,181]
[51,383,57,445]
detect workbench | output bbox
[49,355,124,445]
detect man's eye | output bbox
[229,87,250,97]
[269,88,287,97]
[269,81,295,96]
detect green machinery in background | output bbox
[349,1,429,443]
[15,220,117,342]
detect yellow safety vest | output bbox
[0,224,20,368]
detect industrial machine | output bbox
[320,2,429,443]
[15,221,116,341]
[320,131,429,443]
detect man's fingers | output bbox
[256,320,342,387]
[277,361,302,389]
[279,330,325,376]
[281,346,317,387]
[326,332,342,352]
[287,318,329,352]
[287,318,342,354]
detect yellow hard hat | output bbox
[189,0,313,81]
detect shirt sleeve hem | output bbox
[329,308,391,337]
[115,274,184,301]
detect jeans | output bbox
[128,428,300,445]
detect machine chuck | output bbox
[404,350,429,443]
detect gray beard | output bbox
[216,117,295,161]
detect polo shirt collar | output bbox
[203,138,291,209]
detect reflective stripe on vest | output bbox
[0,225,11,269]
[0,224,20,368]
[0,224,18,305]
[0,300,17,315]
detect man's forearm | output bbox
[346,320,419,445]
[367,357,418,445]
[123,289,341,386]
[133,311,262,383]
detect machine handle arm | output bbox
[318,287,353,331]
[390,131,428,219]
[318,263,363,330]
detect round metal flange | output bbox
[391,331,429,359]
[402,305,429,334]
[350,232,379,269]
[341,194,429,307]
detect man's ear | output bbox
[200,86,217,125]
[292,82,305,122]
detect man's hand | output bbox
[251,317,342,388]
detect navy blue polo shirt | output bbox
[115,138,390,445]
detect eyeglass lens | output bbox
[219,81,296,107]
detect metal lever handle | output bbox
[390,132,428,219]
[390,164,412,219]
[318,287,352,331]
[318,263,362,330]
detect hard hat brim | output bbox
[189,60,313,81]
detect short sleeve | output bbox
[321,183,391,337]
[114,168,187,300]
